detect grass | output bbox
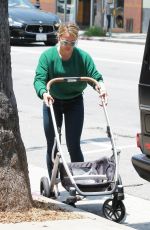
[84,26,106,37]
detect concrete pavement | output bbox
[0,218,133,230]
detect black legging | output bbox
[107,14,111,30]
[43,94,84,179]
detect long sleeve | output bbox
[33,52,49,99]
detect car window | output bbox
[139,24,150,85]
[8,0,35,8]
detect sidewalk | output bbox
[0,218,133,230]
[79,31,146,45]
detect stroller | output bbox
[40,77,126,223]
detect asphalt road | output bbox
[11,40,150,203]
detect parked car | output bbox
[8,0,61,45]
[132,21,150,182]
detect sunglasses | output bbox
[60,39,77,47]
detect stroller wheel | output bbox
[40,177,50,198]
[102,198,126,223]
[49,188,58,199]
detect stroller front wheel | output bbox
[40,176,50,198]
[102,198,126,223]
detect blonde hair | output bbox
[58,23,79,40]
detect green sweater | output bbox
[34,46,103,100]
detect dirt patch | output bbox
[0,197,84,224]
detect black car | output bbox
[132,21,150,182]
[8,0,61,45]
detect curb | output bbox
[32,194,134,230]
[32,193,102,220]
[79,36,145,45]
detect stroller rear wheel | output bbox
[102,198,126,223]
[40,177,50,198]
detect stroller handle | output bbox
[46,77,99,91]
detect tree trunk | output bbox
[0,1,33,211]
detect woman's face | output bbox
[59,32,77,53]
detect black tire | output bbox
[40,177,50,198]
[117,174,123,185]
[103,198,126,223]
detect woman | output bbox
[34,23,107,179]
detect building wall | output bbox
[30,0,56,13]
[30,0,148,33]
[142,0,150,33]
[124,0,142,33]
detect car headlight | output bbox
[54,23,60,28]
[8,18,23,27]
[54,19,61,30]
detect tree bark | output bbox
[0,0,33,211]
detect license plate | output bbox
[36,34,47,41]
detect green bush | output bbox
[84,26,106,37]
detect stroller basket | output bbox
[60,156,115,193]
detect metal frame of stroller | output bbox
[40,77,126,223]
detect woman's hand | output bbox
[95,82,108,106]
[43,92,54,106]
